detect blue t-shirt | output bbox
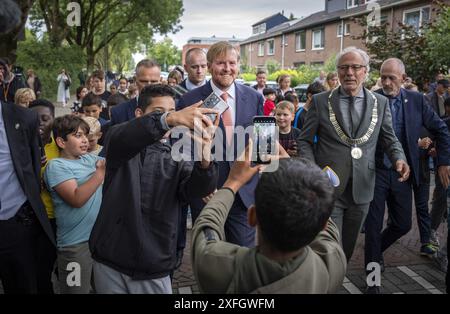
[44,154,103,248]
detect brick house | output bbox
[181,36,243,65]
[240,0,448,70]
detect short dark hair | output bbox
[82,92,102,108]
[76,86,86,100]
[284,93,299,104]
[91,70,105,80]
[263,88,276,96]
[53,115,89,142]
[137,84,175,112]
[256,70,266,76]
[255,158,335,252]
[107,93,128,108]
[437,79,449,88]
[28,99,55,117]
[307,81,326,96]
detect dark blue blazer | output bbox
[110,98,138,126]
[177,81,264,208]
[375,88,450,185]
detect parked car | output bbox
[243,80,278,90]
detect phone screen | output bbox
[253,116,277,164]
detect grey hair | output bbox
[336,46,370,80]
[381,58,406,75]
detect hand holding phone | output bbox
[201,92,229,122]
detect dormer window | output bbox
[347,0,359,9]
[253,23,267,35]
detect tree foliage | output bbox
[16,30,85,100]
[352,0,449,89]
[29,0,183,69]
[147,37,181,71]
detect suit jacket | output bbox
[374,88,450,186]
[1,101,55,245]
[110,97,138,126]
[298,88,406,204]
[426,91,449,118]
[177,81,264,208]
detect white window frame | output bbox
[337,24,343,37]
[402,5,431,35]
[267,39,275,56]
[312,29,324,50]
[344,23,351,35]
[295,31,306,52]
[347,0,358,9]
[258,42,265,56]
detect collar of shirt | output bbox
[339,86,364,99]
[186,79,206,91]
[210,80,236,125]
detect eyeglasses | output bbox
[337,64,366,72]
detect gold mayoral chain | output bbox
[328,89,378,160]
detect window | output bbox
[258,42,265,56]
[337,24,343,37]
[311,61,324,67]
[344,23,351,35]
[312,29,324,50]
[253,23,267,35]
[267,39,275,55]
[380,14,388,25]
[293,62,305,68]
[347,0,359,9]
[295,31,306,51]
[403,6,430,34]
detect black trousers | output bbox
[365,169,412,267]
[0,203,51,294]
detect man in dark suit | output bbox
[425,79,450,249]
[110,59,161,126]
[180,48,208,92]
[365,58,450,293]
[177,41,264,247]
[0,100,55,293]
[298,47,409,263]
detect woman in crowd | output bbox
[57,69,71,107]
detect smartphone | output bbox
[253,116,277,164]
[201,92,228,122]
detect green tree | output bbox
[352,0,449,89]
[16,30,85,100]
[30,0,183,70]
[147,37,181,71]
[265,59,281,74]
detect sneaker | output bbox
[433,250,448,273]
[430,230,440,248]
[420,243,438,257]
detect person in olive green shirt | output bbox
[192,151,346,294]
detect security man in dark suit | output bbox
[365,58,450,294]
[0,100,55,293]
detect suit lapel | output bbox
[234,83,248,127]
[355,88,375,138]
[401,89,411,144]
[330,89,351,137]
[1,103,26,186]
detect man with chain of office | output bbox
[298,47,410,262]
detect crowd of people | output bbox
[1,42,450,295]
